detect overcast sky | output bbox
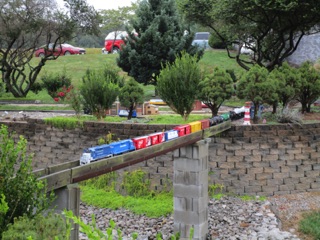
[56,0,136,10]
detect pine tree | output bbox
[117,0,203,86]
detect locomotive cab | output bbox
[80,153,93,165]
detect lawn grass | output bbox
[0,49,242,104]
[80,185,173,218]
[299,211,320,239]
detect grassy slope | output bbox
[1,49,243,104]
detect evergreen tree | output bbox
[237,65,277,123]
[117,0,203,86]
[296,62,320,113]
[157,52,201,121]
[198,67,234,117]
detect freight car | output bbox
[80,108,245,165]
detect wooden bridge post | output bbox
[173,138,211,240]
[51,184,80,240]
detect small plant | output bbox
[41,70,72,99]
[65,87,83,117]
[97,132,114,145]
[2,212,68,240]
[275,107,303,125]
[44,117,84,129]
[80,68,119,120]
[121,170,152,197]
[83,172,119,191]
[0,124,53,235]
[208,183,224,199]
[299,211,320,239]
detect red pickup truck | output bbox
[102,31,128,54]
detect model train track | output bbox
[35,121,231,191]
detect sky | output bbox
[56,0,136,10]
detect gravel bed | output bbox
[78,193,320,240]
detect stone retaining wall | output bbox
[1,119,320,196]
[209,123,320,196]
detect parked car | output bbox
[192,32,211,49]
[35,43,86,58]
[102,31,128,54]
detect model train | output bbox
[80,107,245,165]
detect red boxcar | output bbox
[199,119,210,129]
[174,124,191,137]
[132,136,150,150]
[148,132,165,145]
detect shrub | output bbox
[41,70,72,99]
[65,87,83,117]
[157,51,201,121]
[2,213,68,240]
[275,107,303,125]
[118,79,144,120]
[121,170,152,197]
[0,124,52,236]
[80,68,119,120]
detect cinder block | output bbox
[249,179,267,186]
[174,170,208,186]
[305,170,320,178]
[279,184,295,191]
[41,146,52,153]
[262,185,278,193]
[248,167,263,174]
[270,149,286,155]
[225,144,242,151]
[311,182,320,189]
[218,162,235,169]
[267,179,284,186]
[244,155,262,162]
[242,143,259,150]
[216,149,234,156]
[295,183,311,190]
[174,197,192,211]
[253,161,270,168]
[262,154,279,161]
[174,209,207,225]
[234,149,252,156]
[289,171,305,178]
[244,185,262,193]
[300,177,317,184]
[273,172,290,179]
[277,142,293,149]
[252,149,270,156]
[283,178,300,185]
[174,184,205,198]
[255,173,273,180]
[227,155,244,162]
[174,158,206,172]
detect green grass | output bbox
[0,49,241,104]
[80,186,173,218]
[299,211,320,239]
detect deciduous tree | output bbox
[0,0,100,97]
[180,0,320,71]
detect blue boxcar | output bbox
[110,139,135,155]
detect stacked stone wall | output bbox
[1,119,320,196]
[209,123,320,196]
